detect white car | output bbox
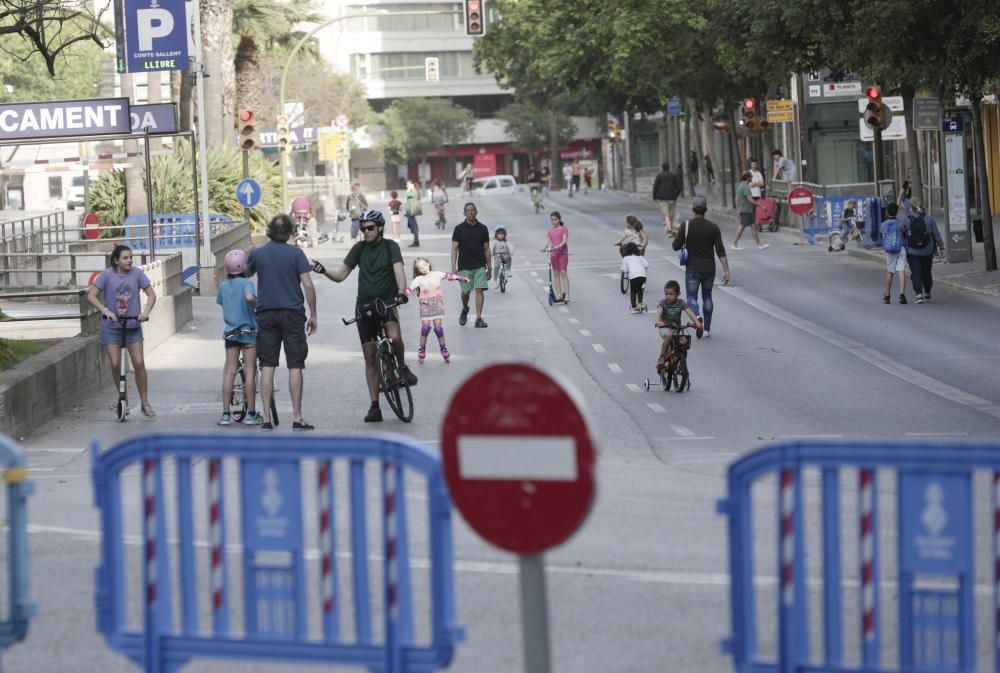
[471,174,518,196]
[67,176,85,210]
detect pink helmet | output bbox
[291,196,311,213]
[224,249,248,275]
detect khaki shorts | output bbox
[459,267,489,292]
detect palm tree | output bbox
[233,0,321,120]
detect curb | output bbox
[847,247,1000,299]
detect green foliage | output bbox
[89,140,283,234]
[258,51,373,128]
[0,36,106,103]
[0,0,108,76]
[497,101,576,154]
[375,99,475,165]
[0,338,51,371]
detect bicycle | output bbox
[644,322,697,393]
[530,184,544,213]
[434,202,447,229]
[615,242,646,294]
[224,328,279,426]
[497,257,510,293]
[342,298,413,422]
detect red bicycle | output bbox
[644,322,697,392]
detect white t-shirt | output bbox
[621,254,649,279]
[773,157,797,182]
[749,169,764,198]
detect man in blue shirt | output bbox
[246,213,318,430]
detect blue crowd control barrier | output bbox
[124,214,234,250]
[0,436,36,661]
[91,433,464,673]
[803,196,869,245]
[719,440,1000,673]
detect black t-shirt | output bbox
[344,237,404,304]
[672,217,726,274]
[452,220,490,270]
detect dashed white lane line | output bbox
[529,271,539,276]
[608,363,622,374]
[626,383,641,392]
[905,432,969,437]
[656,436,717,441]
[580,329,592,336]
[535,278,544,284]
[776,434,844,440]
[568,318,580,324]
[647,402,666,414]
[592,343,606,353]
[559,307,569,313]
[670,425,695,437]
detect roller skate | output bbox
[440,345,451,363]
[417,345,426,364]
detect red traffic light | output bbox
[239,110,253,123]
[743,98,756,111]
[865,86,881,99]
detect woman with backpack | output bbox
[903,202,945,303]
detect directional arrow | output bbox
[240,183,254,198]
[235,178,262,208]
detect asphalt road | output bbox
[4,190,999,672]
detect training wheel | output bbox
[643,378,650,391]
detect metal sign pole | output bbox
[519,554,552,673]
[144,127,156,259]
[191,0,213,268]
[242,150,250,222]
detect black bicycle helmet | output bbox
[359,209,385,226]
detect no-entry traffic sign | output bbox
[441,363,596,555]
[83,212,100,240]
[787,187,815,215]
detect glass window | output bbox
[347,4,462,32]
[362,51,474,80]
[48,177,62,198]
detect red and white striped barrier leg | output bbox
[208,459,225,628]
[780,469,794,607]
[860,468,878,665]
[384,461,401,673]
[318,462,336,638]
[144,459,157,608]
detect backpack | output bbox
[882,219,903,254]
[906,213,930,249]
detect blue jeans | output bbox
[406,215,419,244]
[685,270,715,331]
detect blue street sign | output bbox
[123,0,189,73]
[667,98,683,117]
[236,179,262,208]
[181,265,198,289]
[942,115,965,133]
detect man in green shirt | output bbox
[732,171,769,251]
[311,209,417,422]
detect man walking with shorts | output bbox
[452,202,491,328]
[246,213,318,430]
[672,196,730,338]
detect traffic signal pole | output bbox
[242,150,250,222]
[873,126,884,188]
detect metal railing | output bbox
[0,288,100,335]
[0,251,151,288]
[0,212,68,265]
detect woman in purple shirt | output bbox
[86,245,157,416]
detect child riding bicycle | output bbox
[655,280,703,372]
[491,227,514,285]
[216,249,262,425]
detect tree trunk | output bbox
[548,110,560,190]
[235,36,261,114]
[900,85,924,207]
[179,71,194,132]
[121,74,147,220]
[200,0,235,148]
[970,94,997,270]
[147,71,163,151]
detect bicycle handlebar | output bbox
[341,297,406,326]
[102,314,139,321]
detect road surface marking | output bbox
[656,436,716,441]
[608,363,622,374]
[905,432,969,437]
[776,434,844,440]
[580,329,592,336]
[671,425,695,437]
[559,307,569,313]
[647,402,666,414]
[28,448,84,454]
[529,271,539,276]
[719,285,1000,421]
[535,278,544,284]
[568,318,580,324]
[626,383,641,392]
[592,343,606,353]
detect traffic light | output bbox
[864,85,892,130]
[740,98,767,134]
[425,57,439,82]
[742,98,756,114]
[276,114,290,153]
[464,0,484,36]
[238,109,257,151]
[607,116,620,139]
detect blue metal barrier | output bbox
[719,441,1000,673]
[803,196,869,245]
[0,436,35,662]
[92,433,463,673]
[124,214,234,249]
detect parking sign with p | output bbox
[123,0,189,72]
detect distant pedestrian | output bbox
[704,155,715,184]
[405,179,421,248]
[748,159,765,199]
[732,172,769,250]
[388,190,402,240]
[583,167,594,192]
[459,164,474,192]
[346,183,368,242]
[687,151,699,194]
[571,158,582,194]
[652,162,683,236]
[621,242,648,313]
[675,160,685,197]
[771,149,797,182]
[671,196,730,338]
[452,202,492,328]
[880,202,908,304]
[540,162,551,195]
[903,202,945,303]
[562,163,573,196]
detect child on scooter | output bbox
[407,258,467,363]
[654,280,703,372]
[216,249,261,426]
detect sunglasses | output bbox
[360,225,377,232]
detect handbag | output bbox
[412,198,423,216]
[678,220,689,266]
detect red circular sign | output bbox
[441,364,596,555]
[83,212,100,240]
[787,187,815,215]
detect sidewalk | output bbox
[615,188,1000,300]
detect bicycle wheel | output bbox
[230,368,248,423]
[620,271,629,294]
[674,357,689,393]
[500,271,507,293]
[379,347,413,422]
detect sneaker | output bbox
[243,412,263,425]
[883,295,891,304]
[915,293,924,304]
[364,402,383,423]
[417,345,426,364]
[440,345,451,362]
[924,293,931,302]
[630,307,640,314]
[400,365,419,387]
[731,244,743,251]
[899,294,908,305]
[292,421,315,431]
[217,412,232,426]
[459,307,469,326]
[408,242,420,247]
[474,318,488,328]
[703,330,711,338]
[260,422,274,431]
[758,243,770,250]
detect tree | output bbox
[201,0,236,148]
[256,52,371,129]
[0,0,108,76]
[497,101,576,166]
[375,98,475,165]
